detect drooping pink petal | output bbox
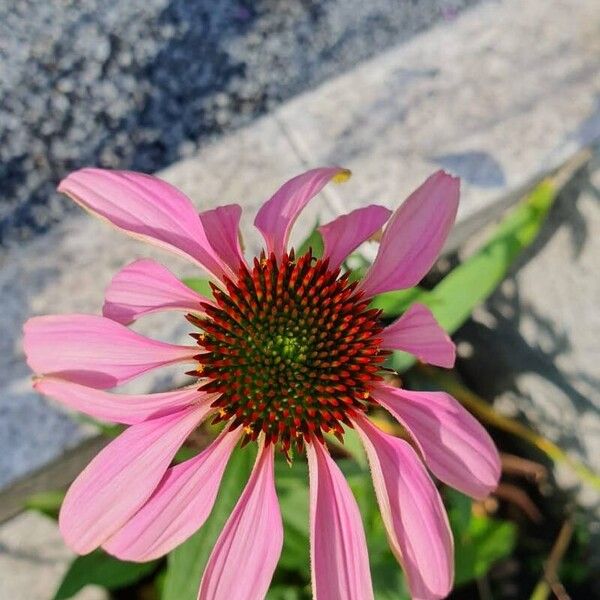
[374,383,501,500]
[57,168,234,281]
[318,205,392,269]
[360,171,460,297]
[59,404,209,554]
[198,444,283,600]
[103,259,211,324]
[380,303,456,368]
[307,440,374,600]
[23,314,198,389]
[254,167,351,258]
[352,413,454,600]
[33,377,213,425]
[198,204,246,275]
[104,428,241,561]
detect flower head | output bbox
[24,167,500,600]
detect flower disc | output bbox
[188,250,387,454]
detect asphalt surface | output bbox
[0,0,478,244]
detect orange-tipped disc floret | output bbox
[187,249,387,456]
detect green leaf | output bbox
[370,287,427,317]
[340,426,368,468]
[25,490,65,520]
[162,444,256,600]
[74,414,123,438]
[361,483,409,600]
[154,568,167,598]
[339,459,380,528]
[172,444,201,464]
[182,277,214,299]
[275,455,401,596]
[380,180,558,372]
[276,461,310,578]
[445,488,472,533]
[53,550,158,600]
[371,551,411,600]
[446,490,517,586]
[324,426,368,469]
[266,584,306,600]
[428,181,555,332]
[454,517,517,585]
[296,224,324,258]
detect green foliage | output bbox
[172,444,199,464]
[53,550,158,600]
[455,516,517,585]
[262,447,516,598]
[37,453,515,599]
[162,444,256,600]
[339,426,369,468]
[276,459,311,579]
[369,287,424,317]
[24,490,65,519]
[74,414,123,438]
[182,276,214,298]
[370,553,411,600]
[266,586,306,599]
[274,453,411,600]
[296,225,324,258]
[559,515,592,584]
[445,489,517,587]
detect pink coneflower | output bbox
[24,167,500,600]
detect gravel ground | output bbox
[0,0,478,244]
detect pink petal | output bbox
[24,314,198,389]
[104,428,241,561]
[103,259,211,324]
[198,204,246,275]
[58,168,234,281]
[59,404,209,554]
[374,383,501,500]
[360,171,460,297]
[380,303,456,368]
[33,377,213,425]
[198,444,283,600]
[352,413,454,600]
[307,440,374,600]
[254,167,351,257]
[319,205,392,269]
